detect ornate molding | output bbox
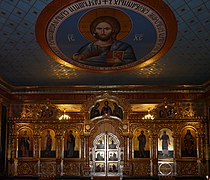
[81,92,131,112]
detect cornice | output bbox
[7,91,206,103]
[7,85,210,94]
[0,79,210,97]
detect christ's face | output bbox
[94,22,113,41]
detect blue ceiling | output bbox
[0,0,209,88]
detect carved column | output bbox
[173,131,180,176]
[33,125,40,158]
[85,134,90,164]
[32,135,38,158]
[9,124,16,159]
[56,135,62,159]
[123,134,128,163]
[148,134,153,176]
[122,134,129,175]
[12,124,18,176]
[200,134,204,159]
[152,134,158,159]
[129,133,133,175]
[173,132,181,159]
[197,130,202,178]
[199,123,205,160]
[196,133,200,159]
[195,132,202,176]
[80,134,85,161]
[173,134,177,158]
[60,134,65,176]
[198,124,205,176]
[37,137,41,176]
[7,121,14,176]
[204,121,209,176]
[151,133,158,176]
[56,134,62,176]
[83,134,90,176]
[128,133,133,160]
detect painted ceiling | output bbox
[0,0,209,92]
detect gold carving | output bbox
[133,161,150,176]
[20,103,61,119]
[177,161,198,175]
[7,94,207,178]
[63,162,80,175]
[17,162,36,175]
[81,92,131,115]
[40,162,56,176]
[151,99,204,120]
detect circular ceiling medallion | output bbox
[36,0,177,72]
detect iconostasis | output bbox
[7,93,207,178]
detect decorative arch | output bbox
[89,118,124,148]
[151,98,176,119]
[81,92,131,121]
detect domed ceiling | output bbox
[0,0,209,93]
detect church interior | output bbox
[0,0,209,179]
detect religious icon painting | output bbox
[41,129,56,158]
[18,128,33,157]
[96,137,105,149]
[36,0,177,72]
[181,128,197,157]
[65,129,80,158]
[134,128,150,158]
[108,151,118,161]
[108,135,117,149]
[158,129,174,159]
[90,102,101,119]
[95,162,105,173]
[108,162,118,173]
[95,151,105,161]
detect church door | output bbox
[91,132,121,176]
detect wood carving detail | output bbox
[17,162,37,176]
[40,162,57,176]
[133,161,150,176]
[176,162,198,175]
[63,162,80,175]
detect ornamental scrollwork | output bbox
[151,99,204,120]
[133,161,150,176]
[20,103,61,119]
[63,162,80,175]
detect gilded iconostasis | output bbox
[5,92,208,178]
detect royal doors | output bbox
[91,133,121,176]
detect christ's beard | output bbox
[94,33,112,41]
